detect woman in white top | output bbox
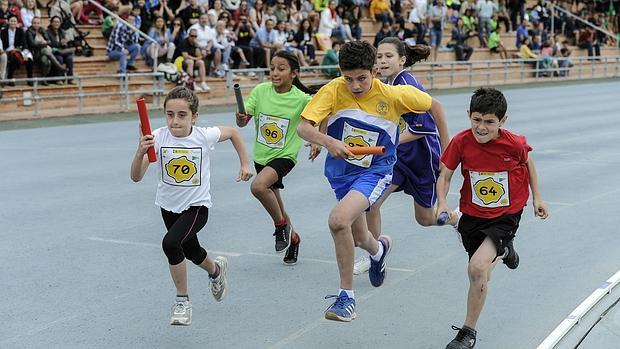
[20,0,40,28]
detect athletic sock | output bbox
[291,232,300,244]
[339,288,355,299]
[370,240,384,261]
[275,218,287,227]
[176,294,189,300]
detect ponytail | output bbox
[273,50,318,95]
[378,37,431,68]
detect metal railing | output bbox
[0,73,165,116]
[85,0,160,69]
[545,0,618,46]
[225,56,620,93]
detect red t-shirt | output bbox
[441,128,532,219]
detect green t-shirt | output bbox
[488,32,501,49]
[245,82,312,165]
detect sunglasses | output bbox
[189,34,197,37]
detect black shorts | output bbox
[254,158,295,189]
[490,47,499,53]
[457,210,523,260]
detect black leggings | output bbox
[161,206,209,266]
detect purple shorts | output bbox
[392,134,441,208]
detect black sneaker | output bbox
[127,65,138,71]
[283,234,300,265]
[273,223,291,253]
[446,325,477,349]
[502,239,519,270]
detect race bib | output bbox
[398,117,407,134]
[342,122,379,168]
[161,147,202,186]
[469,171,510,208]
[257,113,289,149]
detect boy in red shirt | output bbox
[436,87,549,349]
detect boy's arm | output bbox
[297,117,353,159]
[435,164,455,218]
[429,98,450,151]
[130,134,154,182]
[526,157,549,219]
[218,126,254,182]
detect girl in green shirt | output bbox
[235,50,318,265]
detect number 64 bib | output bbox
[257,113,289,149]
[161,147,202,187]
[469,171,510,208]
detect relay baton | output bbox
[136,97,157,163]
[233,84,246,114]
[436,212,449,226]
[346,146,386,155]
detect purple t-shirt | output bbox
[391,70,438,135]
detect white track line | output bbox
[537,269,620,349]
[87,237,242,257]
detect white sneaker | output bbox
[170,297,191,326]
[353,255,370,275]
[210,256,228,302]
[247,71,256,77]
[199,82,211,92]
[194,84,203,92]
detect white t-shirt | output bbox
[153,126,221,213]
[189,23,216,49]
[408,0,428,24]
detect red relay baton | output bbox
[136,98,157,163]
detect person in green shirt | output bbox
[488,26,508,59]
[235,50,318,265]
[321,41,341,78]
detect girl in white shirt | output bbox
[130,86,253,326]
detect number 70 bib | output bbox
[469,171,510,208]
[161,147,202,187]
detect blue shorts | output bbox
[330,172,393,206]
[392,134,441,208]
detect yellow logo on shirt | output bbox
[473,177,506,205]
[376,101,389,115]
[344,135,371,161]
[260,122,284,144]
[165,156,198,183]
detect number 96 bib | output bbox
[257,113,289,149]
[469,171,510,208]
[161,147,202,186]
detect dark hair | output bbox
[469,87,507,119]
[50,15,62,23]
[378,37,430,67]
[272,50,317,94]
[339,41,375,71]
[299,18,313,34]
[164,86,199,114]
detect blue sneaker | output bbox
[324,290,356,322]
[368,235,392,287]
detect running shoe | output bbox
[283,234,300,265]
[273,223,291,253]
[446,325,477,349]
[210,256,228,302]
[170,297,192,326]
[502,239,519,270]
[324,290,356,322]
[353,255,370,275]
[368,235,392,287]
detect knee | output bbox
[162,234,183,265]
[328,211,349,234]
[250,178,268,198]
[185,248,207,265]
[468,259,490,283]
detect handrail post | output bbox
[78,77,83,113]
[33,79,39,116]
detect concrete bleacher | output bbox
[1,15,618,120]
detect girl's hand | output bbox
[138,134,155,156]
[533,199,549,219]
[305,142,321,161]
[236,112,251,124]
[237,164,254,182]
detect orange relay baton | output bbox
[346,146,386,155]
[136,97,157,163]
